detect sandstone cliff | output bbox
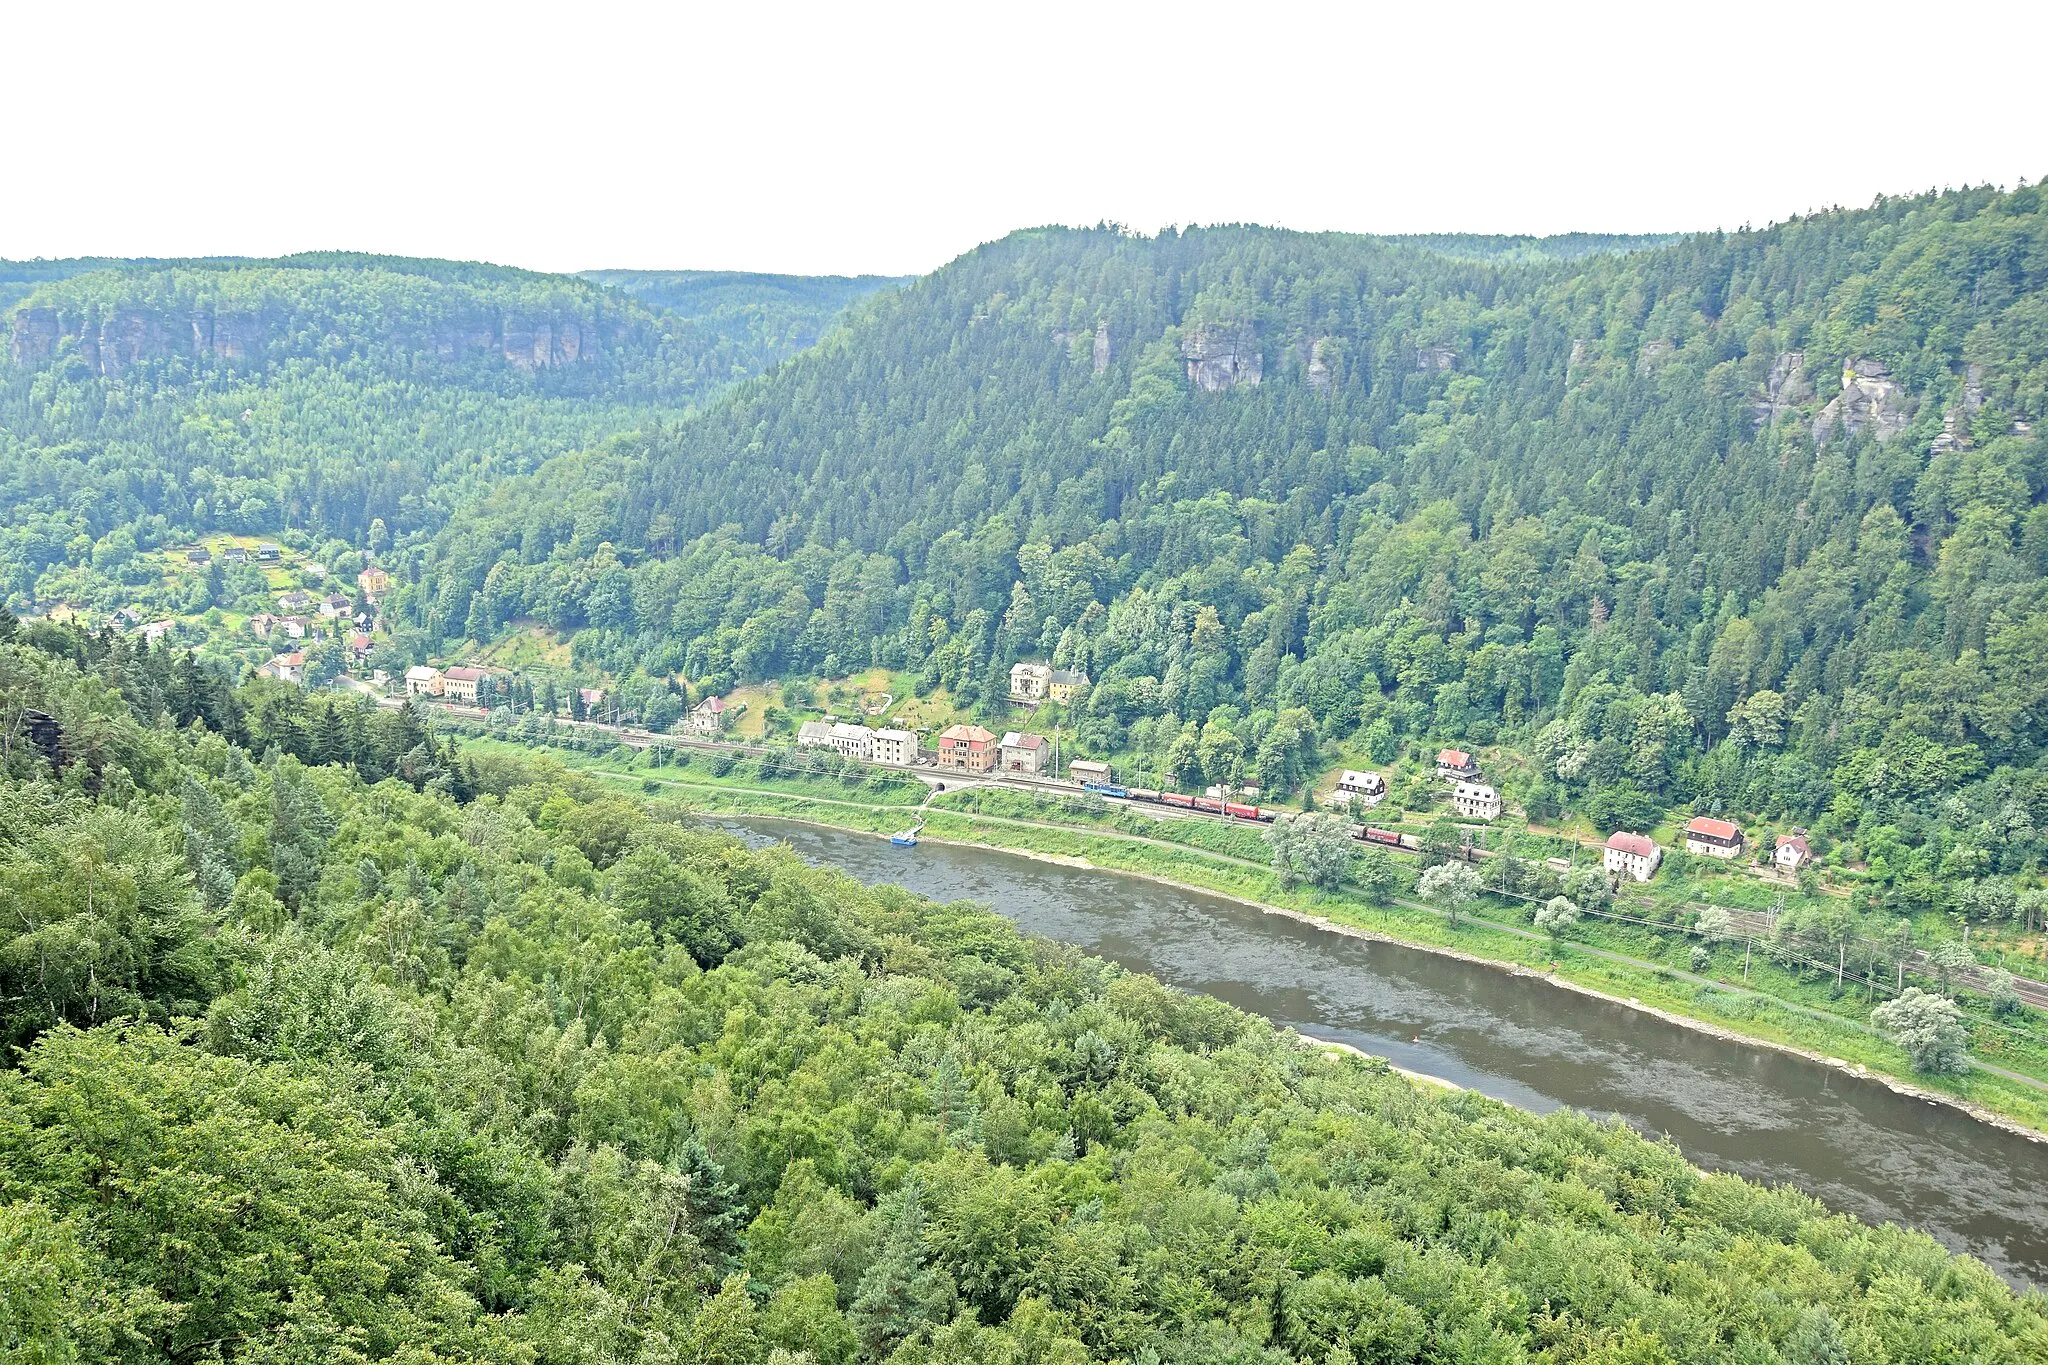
[1181,323,1261,391]
[10,300,617,376]
[1813,357,1912,444]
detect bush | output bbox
[1871,988,1970,1074]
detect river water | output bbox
[723,817,2048,1288]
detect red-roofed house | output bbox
[264,652,306,685]
[346,631,373,660]
[1774,834,1812,872]
[686,694,731,734]
[999,730,1050,776]
[938,723,997,774]
[1603,831,1662,882]
[1435,748,1480,779]
[1684,816,1744,859]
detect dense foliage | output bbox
[0,623,2041,1363]
[0,255,890,600]
[392,188,2047,928]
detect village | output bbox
[88,537,1822,901]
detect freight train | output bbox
[1081,781,1421,849]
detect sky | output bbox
[6,0,2045,277]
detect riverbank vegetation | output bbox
[447,730,2048,1131]
[1,617,2045,1362]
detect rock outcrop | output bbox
[1637,338,1675,374]
[1181,323,1261,391]
[10,302,614,376]
[1752,350,1812,428]
[1305,337,1336,394]
[1813,357,1911,444]
[1093,321,1110,375]
[1931,364,1986,453]
[1415,344,1456,372]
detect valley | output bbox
[4,191,2047,1360]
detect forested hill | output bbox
[411,185,2048,884]
[0,619,2039,1359]
[0,254,896,597]
[1379,232,1681,262]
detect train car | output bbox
[1082,782,1129,798]
[1126,788,1162,803]
[1361,826,1404,847]
[1193,796,1224,814]
[1160,791,1195,809]
[1224,801,1259,820]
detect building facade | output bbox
[686,695,731,734]
[998,731,1051,776]
[1333,770,1386,807]
[1436,748,1480,779]
[1452,781,1502,820]
[404,665,443,696]
[1774,835,1812,871]
[1604,831,1662,881]
[938,723,997,773]
[1069,759,1112,785]
[871,728,920,766]
[1048,669,1089,703]
[1009,662,1053,701]
[441,666,484,703]
[1684,816,1744,859]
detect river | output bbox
[722,817,2048,1288]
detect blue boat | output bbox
[890,832,919,847]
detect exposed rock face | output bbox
[1093,321,1110,375]
[1752,350,1812,427]
[1568,338,1590,374]
[1181,323,1261,391]
[10,302,612,375]
[1813,357,1911,444]
[1637,338,1675,374]
[1305,337,1335,394]
[1932,363,1988,453]
[1415,344,1456,372]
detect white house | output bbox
[319,593,352,619]
[1452,781,1502,820]
[998,731,1051,776]
[1069,759,1112,785]
[1684,816,1744,859]
[871,728,919,766]
[686,694,732,734]
[405,665,443,697]
[1604,831,1662,882]
[1333,770,1386,807]
[1775,835,1813,872]
[1009,661,1053,701]
[797,720,834,749]
[442,666,485,703]
[265,652,306,685]
[828,722,875,760]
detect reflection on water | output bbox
[724,817,2048,1287]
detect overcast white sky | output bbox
[6,0,2044,277]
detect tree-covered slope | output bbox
[0,622,2040,1362]
[0,254,895,601]
[578,267,908,402]
[392,187,2048,932]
